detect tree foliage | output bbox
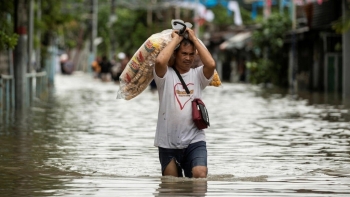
[211,4,234,28]
[248,13,291,85]
[39,0,86,49]
[97,3,177,57]
[34,0,86,70]
[0,0,18,50]
[111,8,151,55]
[246,59,274,84]
[252,13,291,54]
[97,6,149,57]
[0,0,85,52]
[209,4,254,30]
[332,7,350,34]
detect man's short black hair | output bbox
[175,39,194,53]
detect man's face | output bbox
[174,43,195,71]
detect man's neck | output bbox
[174,65,190,74]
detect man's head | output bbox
[174,39,195,72]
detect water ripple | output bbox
[0,73,349,196]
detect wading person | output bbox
[153,27,216,178]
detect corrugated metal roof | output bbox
[219,31,252,50]
[311,0,342,29]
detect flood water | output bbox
[1,72,350,196]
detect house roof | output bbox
[219,32,252,50]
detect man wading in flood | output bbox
[153,27,216,178]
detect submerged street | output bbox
[0,72,350,196]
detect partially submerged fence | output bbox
[0,75,15,111]
[0,71,48,113]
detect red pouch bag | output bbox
[192,98,210,130]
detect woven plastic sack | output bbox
[117,30,222,100]
[117,29,172,100]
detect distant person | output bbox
[99,55,113,82]
[59,53,68,74]
[120,53,129,75]
[62,60,74,75]
[60,53,74,75]
[110,54,120,82]
[111,52,128,83]
[238,58,246,82]
[92,56,101,78]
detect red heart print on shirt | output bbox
[174,83,193,110]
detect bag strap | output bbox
[173,66,190,95]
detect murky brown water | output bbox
[1,72,350,196]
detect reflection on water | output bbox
[0,73,350,196]
[154,175,268,197]
[155,177,208,197]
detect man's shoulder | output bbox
[191,66,203,73]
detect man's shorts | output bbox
[158,141,207,178]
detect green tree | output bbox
[0,0,84,55]
[0,0,18,50]
[36,0,86,69]
[252,13,291,55]
[211,4,234,28]
[332,5,350,34]
[248,13,291,85]
[210,4,254,29]
[97,5,166,57]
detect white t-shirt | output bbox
[153,66,213,149]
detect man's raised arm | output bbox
[186,28,216,79]
[155,31,183,78]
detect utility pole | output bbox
[88,0,98,73]
[264,0,271,19]
[36,0,41,71]
[263,0,271,60]
[28,0,34,72]
[28,0,34,106]
[13,0,28,111]
[279,0,284,14]
[110,0,116,59]
[289,0,297,94]
[343,0,350,105]
[194,0,199,36]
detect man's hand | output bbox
[172,30,184,44]
[184,28,216,79]
[155,30,184,78]
[185,28,198,42]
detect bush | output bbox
[247,59,274,84]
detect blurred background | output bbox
[0,0,349,111]
[1,1,350,196]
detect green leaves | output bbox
[248,13,291,86]
[252,13,291,53]
[102,7,163,56]
[98,7,148,56]
[0,30,18,50]
[39,0,85,48]
[247,59,274,84]
[0,0,18,50]
[211,4,234,27]
[211,4,254,28]
[332,11,350,34]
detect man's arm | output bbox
[186,28,216,79]
[155,31,183,78]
